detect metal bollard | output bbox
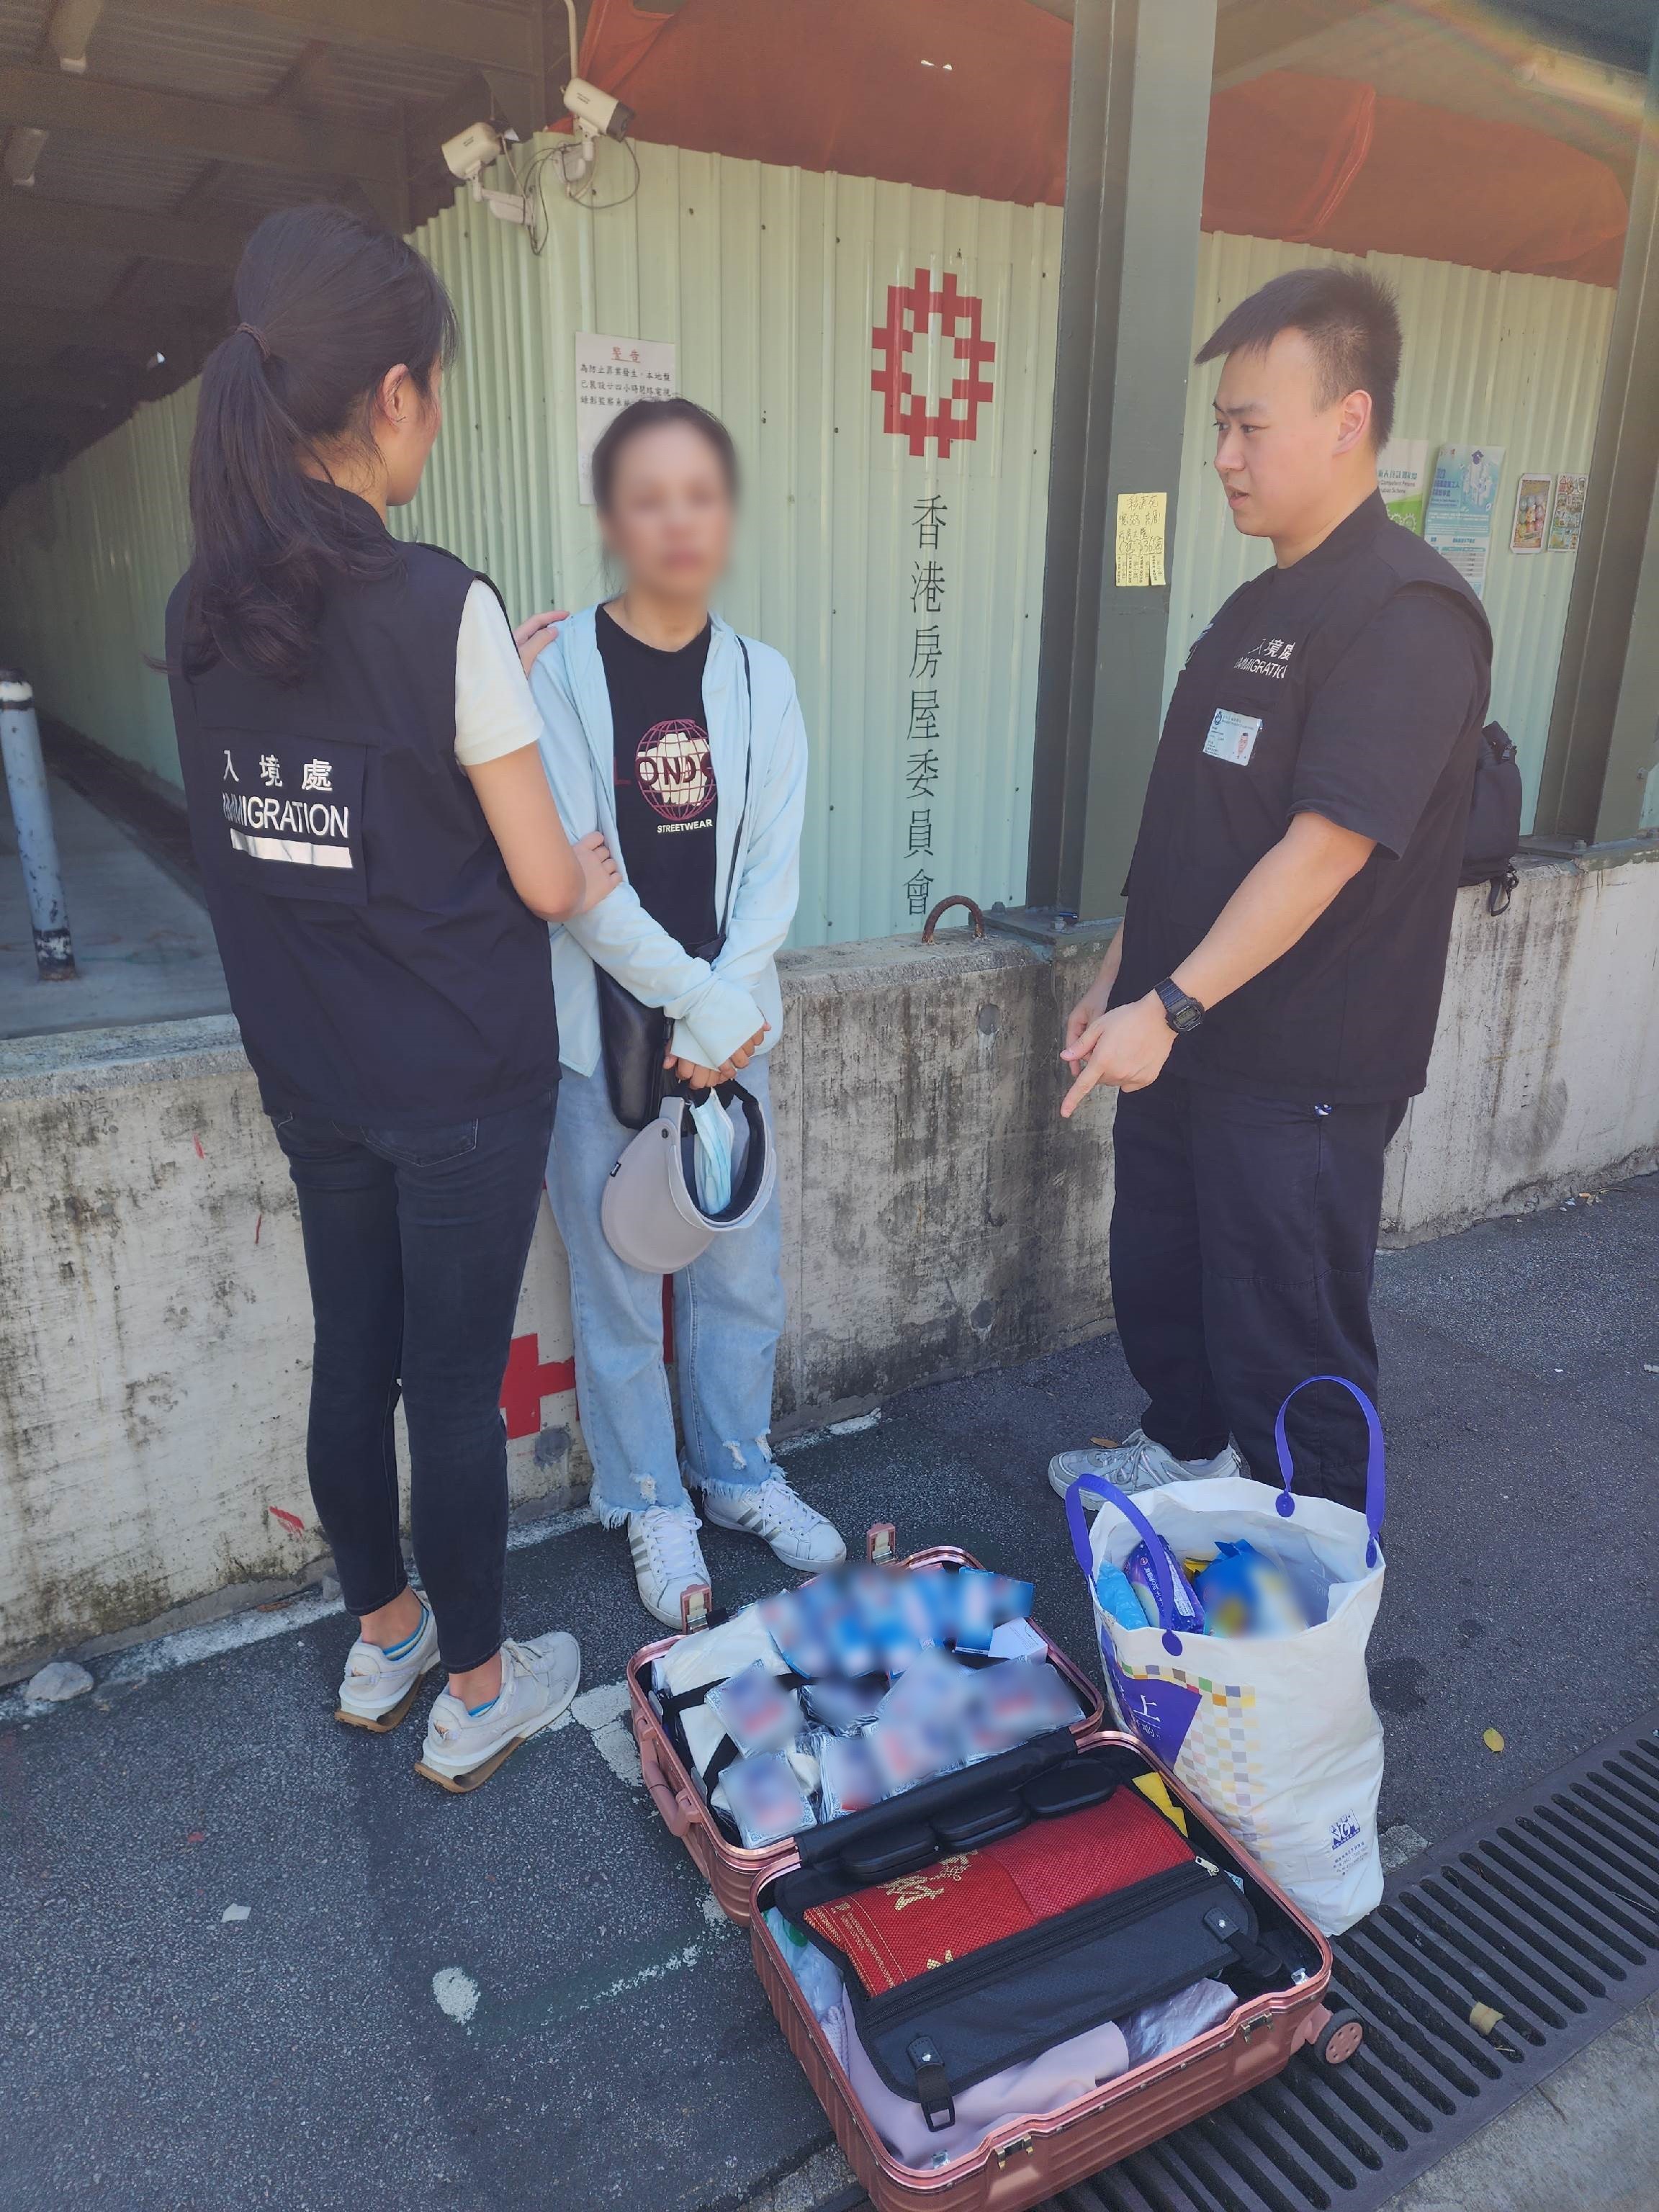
[0,669,77,981]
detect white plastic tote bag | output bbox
[1066,1376,1388,1934]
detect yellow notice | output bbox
[1115,491,1166,588]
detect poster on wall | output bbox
[1510,474,1552,554]
[1424,444,1506,597]
[1548,472,1587,552]
[575,332,677,503]
[1377,437,1431,534]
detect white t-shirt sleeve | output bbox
[453,580,545,768]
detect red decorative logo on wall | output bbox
[871,269,996,459]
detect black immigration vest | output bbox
[167,529,559,1126]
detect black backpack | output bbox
[1461,720,1522,915]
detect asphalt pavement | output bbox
[2,1172,1656,2212]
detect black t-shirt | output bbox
[1112,493,1491,1103]
[597,603,719,956]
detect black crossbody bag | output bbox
[595,637,755,1131]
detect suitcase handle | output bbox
[638,1727,699,1838]
[1272,1375,1385,1565]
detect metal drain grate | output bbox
[833,1711,1659,2212]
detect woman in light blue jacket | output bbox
[529,398,846,1626]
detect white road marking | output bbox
[221,1904,251,1923]
[588,1714,643,1789]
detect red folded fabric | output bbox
[804,1788,1192,1996]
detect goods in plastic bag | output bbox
[1070,1375,1388,1933]
[1125,1539,1205,1637]
[758,1589,835,1680]
[707,1660,805,1754]
[1194,1541,1309,1638]
[950,1569,1036,1652]
[724,1750,819,1848]
[866,1708,963,1793]
[801,1676,886,1734]
[817,1731,889,1819]
[962,1657,1084,1759]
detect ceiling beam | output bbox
[1212,0,1383,87]
[0,359,136,410]
[0,298,212,364]
[121,0,538,77]
[0,189,249,268]
[0,61,403,200]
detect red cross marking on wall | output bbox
[500,1333,577,1439]
[871,268,996,459]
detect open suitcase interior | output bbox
[629,1536,1358,2212]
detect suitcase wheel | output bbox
[1313,2008,1364,2066]
[866,1522,897,1563]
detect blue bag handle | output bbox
[1272,1375,1386,1569]
[1064,1472,1187,1658]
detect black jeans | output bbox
[1109,1077,1406,1513]
[271,1089,557,1673]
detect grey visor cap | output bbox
[601,1090,777,1275]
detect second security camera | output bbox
[564,77,634,142]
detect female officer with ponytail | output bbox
[167,204,619,1791]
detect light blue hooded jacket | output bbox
[529,605,808,1078]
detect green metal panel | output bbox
[1169,232,1617,832]
[0,380,196,788]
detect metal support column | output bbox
[0,670,77,981]
[1025,0,1218,922]
[1533,27,1659,845]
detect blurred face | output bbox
[377,360,444,508]
[1210,328,1372,549]
[599,423,734,603]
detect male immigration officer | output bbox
[1049,268,1491,1516]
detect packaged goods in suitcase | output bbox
[750,1725,1363,2212]
[628,1538,1105,1926]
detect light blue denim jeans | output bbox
[546,1056,785,1526]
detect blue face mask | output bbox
[688,1089,735,1215]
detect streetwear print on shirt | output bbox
[598,603,719,955]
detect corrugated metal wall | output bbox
[400,140,1064,944]
[1169,233,1616,824]
[0,381,197,788]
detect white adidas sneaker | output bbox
[701,1471,847,1573]
[414,1631,581,1794]
[628,1507,714,1630]
[334,1602,441,1732]
[1048,1429,1244,1510]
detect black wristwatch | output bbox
[1154,979,1205,1034]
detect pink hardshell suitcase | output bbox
[627,1528,1107,1927]
[749,1725,1362,2212]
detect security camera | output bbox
[442,120,508,183]
[439,120,528,225]
[564,77,634,143]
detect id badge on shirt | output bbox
[1202,708,1263,766]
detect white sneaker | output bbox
[334,1602,441,1732]
[629,1507,714,1630]
[414,1631,581,1793]
[702,1471,847,1573]
[1048,1429,1244,1510]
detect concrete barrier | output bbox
[3,844,1655,1666]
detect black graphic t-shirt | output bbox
[598,603,719,956]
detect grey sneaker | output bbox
[334,1602,441,1733]
[414,1631,581,1793]
[1048,1428,1244,1510]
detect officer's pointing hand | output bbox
[1058,995,1175,1118]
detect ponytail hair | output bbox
[182,204,457,686]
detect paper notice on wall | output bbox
[1424,444,1506,598]
[1548,472,1587,552]
[575,333,677,504]
[1115,492,1166,588]
[1510,474,1552,554]
[1377,437,1431,534]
